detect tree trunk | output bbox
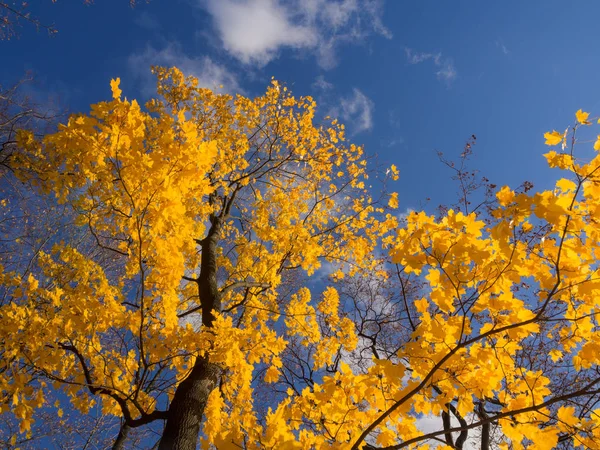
[442,410,454,447]
[111,423,129,450]
[158,356,222,449]
[158,218,223,450]
[478,402,490,450]
[480,420,490,450]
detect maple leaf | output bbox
[576,109,591,125]
[544,130,564,146]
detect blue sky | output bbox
[5,0,600,213]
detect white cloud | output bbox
[330,88,374,135]
[198,0,391,68]
[404,47,458,85]
[128,43,242,96]
[312,75,333,91]
[203,0,315,66]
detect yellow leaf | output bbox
[555,178,576,193]
[549,349,562,362]
[19,418,31,433]
[376,428,398,446]
[264,366,280,383]
[557,405,579,427]
[496,186,515,206]
[575,109,590,125]
[544,130,563,146]
[388,192,399,209]
[110,78,122,99]
[544,150,574,169]
[415,298,429,314]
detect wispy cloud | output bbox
[436,60,457,84]
[495,38,509,55]
[404,47,457,85]
[196,0,391,69]
[405,48,441,65]
[128,43,242,96]
[381,137,404,148]
[329,88,374,135]
[312,75,333,91]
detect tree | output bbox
[3,67,388,448]
[3,68,600,450]
[283,112,600,450]
[0,74,150,450]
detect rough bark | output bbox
[158,355,222,449]
[198,221,221,328]
[111,423,129,450]
[158,217,223,450]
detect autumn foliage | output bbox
[2,68,600,449]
